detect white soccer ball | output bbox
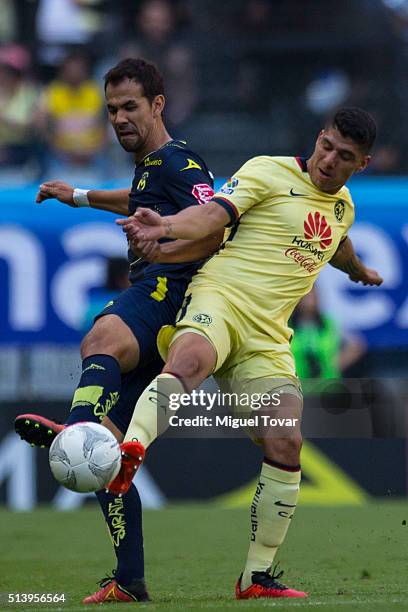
[49,422,121,493]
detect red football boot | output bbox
[106,441,145,495]
[14,414,65,448]
[82,576,149,604]
[235,566,308,599]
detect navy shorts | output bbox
[95,276,190,365]
[67,276,190,433]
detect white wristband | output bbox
[73,188,90,207]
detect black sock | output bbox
[66,355,121,424]
[95,485,144,584]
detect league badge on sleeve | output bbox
[192,184,215,204]
[220,177,239,196]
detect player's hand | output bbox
[36,181,75,206]
[116,208,166,241]
[349,267,383,286]
[129,236,162,263]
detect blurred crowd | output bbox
[0,0,407,182]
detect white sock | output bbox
[241,461,301,590]
[124,373,184,448]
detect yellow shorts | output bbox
[157,283,301,390]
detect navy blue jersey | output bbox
[128,139,214,283]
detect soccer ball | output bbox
[49,422,122,493]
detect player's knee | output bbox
[80,328,98,358]
[164,351,205,388]
[81,321,111,358]
[164,333,215,389]
[80,316,139,370]
[262,436,302,465]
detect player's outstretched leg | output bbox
[105,371,186,495]
[107,332,216,495]
[106,441,145,496]
[236,391,307,599]
[14,414,65,447]
[16,365,151,604]
[15,316,138,447]
[68,312,140,425]
[13,351,122,447]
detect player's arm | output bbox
[329,236,383,286]
[36,181,130,216]
[118,156,272,240]
[118,202,230,241]
[129,230,224,264]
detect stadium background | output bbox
[0,0,407,513]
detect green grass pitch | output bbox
[2,501,408,611]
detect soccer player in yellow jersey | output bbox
[114,107,383,599]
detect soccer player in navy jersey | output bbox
[15,58,222,603]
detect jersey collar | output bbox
[137,139,186,167]
[295,156,308,172]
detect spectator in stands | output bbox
[291,287,399,436]
[291,286,366,379]
[35,0,107,71]
[37,50,107,178]
[0,45,39,168]
[0,0,17,43]
[118,0,197,128]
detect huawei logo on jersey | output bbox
[304,212,332,250]
[285,210,332,273]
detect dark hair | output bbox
[104,57,164,102]
[327,107,377,153]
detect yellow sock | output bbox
[124,373,185,448]
[241,461,301,590]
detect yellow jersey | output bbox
[43,80,104,154]
[197,155,355,344]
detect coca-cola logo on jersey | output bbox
[284,248,318,272]
[285,211,332,272]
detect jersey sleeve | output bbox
[161,150,214,211]
[211,156,275,224]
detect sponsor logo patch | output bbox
[284,248,318,273]
[144,157,162,166]
[108,497,126,547]
[181,158,202,171]
[285,211,332,272]
[304,211,332,250]
[220,177,238,195]
[192,183,214,204]
[290,188,308,197]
